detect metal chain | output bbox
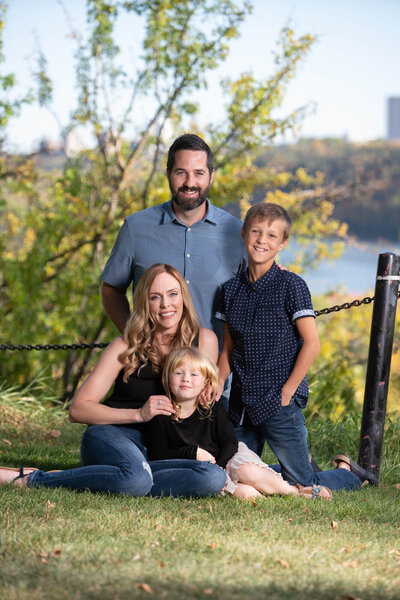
[314,294,374,317]
[0,342,109,352]
[1,291,399,352]
[315,290,400,316]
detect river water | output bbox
[283,239,400,296]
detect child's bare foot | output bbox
[233,483,263,500]
[0,467,36,486]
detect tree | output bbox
[0,1,347,399]
[0,1,35,192]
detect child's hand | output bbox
[196,447,216,463]
[276,263,288,271]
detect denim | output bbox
[233,401,361,491]
[148,460,226,497]
[218,374,232,413]
[28,424,226,497]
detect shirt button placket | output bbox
[244,288,257,379]
[185,226,192,284]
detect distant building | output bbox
[38,137,62,154]
[387,97,400,140]
[64,130,87,157]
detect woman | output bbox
[0,264,226,497]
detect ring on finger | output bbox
[157,399,162,405]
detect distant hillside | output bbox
[257,139,400,243]
[32,151,66,172]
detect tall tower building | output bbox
[387,97,400,140]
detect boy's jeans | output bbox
[233,400,361,491]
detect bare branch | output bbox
[140,122,166,209]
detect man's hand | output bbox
[196,447,216,462]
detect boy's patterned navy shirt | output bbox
[216,262,315,426]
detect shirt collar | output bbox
[161,199,217,225]
[242,262,279,291]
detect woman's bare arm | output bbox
[69,337,174,425]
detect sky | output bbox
[2,0,400,153]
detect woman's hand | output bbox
[196,447,216,463]
[139,395,175,423]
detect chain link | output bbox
[0,342,109,352]
[1,291,399,352]
[314,295,374,317]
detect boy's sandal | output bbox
[296,483,333,500]
[332,453,379,486]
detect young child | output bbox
[146,346,332,499]
[216,202,377,492]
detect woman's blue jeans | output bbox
[233,401,361,491]
[28,424,226,497]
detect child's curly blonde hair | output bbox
[162,347,219,421]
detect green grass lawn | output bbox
[1,401,399,600]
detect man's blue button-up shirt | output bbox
[216,263,315,426]
[101,200,247,344]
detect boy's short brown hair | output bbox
[242,202,292,241]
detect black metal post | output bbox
[358,252,400,482]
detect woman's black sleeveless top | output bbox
[102,334,199,410]
[102,360,164,410]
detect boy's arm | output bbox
[216,323,234,401]
[281,316,321,406]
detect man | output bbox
[101,133,247,345]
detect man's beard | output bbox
[170,182,211,211]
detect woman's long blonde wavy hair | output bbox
[161,347,219,421]
[120,264,200,381]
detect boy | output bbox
[216,202,377,490]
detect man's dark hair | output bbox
[167,134,214,174]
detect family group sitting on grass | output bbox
[0,134,378,497]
